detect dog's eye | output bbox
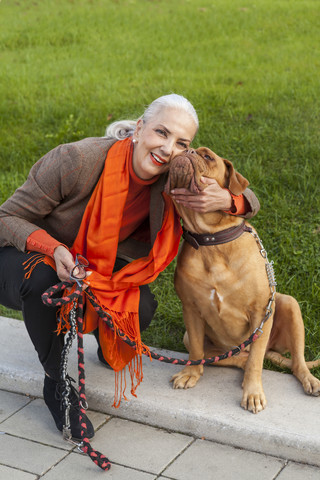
[204,154,213,161]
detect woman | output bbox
[0,94,259,439]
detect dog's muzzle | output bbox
[164,153,202,194]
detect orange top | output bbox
[225,191,247,216]
[26,229,61,257]
[119,154,159,242]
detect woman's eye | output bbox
[156,129,167,137]
[178,142,188,149]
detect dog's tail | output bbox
[265,351,320,370]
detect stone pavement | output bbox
[1,316,320,479]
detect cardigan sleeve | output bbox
[0,143,82,251]
[0,137,118,252]
[220,188,260,218]
[240,188,260,218]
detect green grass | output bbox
[0,0,319,378]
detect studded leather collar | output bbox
[182,221,252,250]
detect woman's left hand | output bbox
[170,176,232,213]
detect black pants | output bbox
[0,247,157,381]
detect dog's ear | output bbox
[223,158,249,195]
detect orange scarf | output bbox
[54,137,181,405]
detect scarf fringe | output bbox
[111,310,143,353]
[129,354,143,397]
[112,354,144,408]
[92,301,149,408]
[23,253,71,335]
[23,253,46,279]
[56,284,80,334]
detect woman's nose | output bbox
[160,143,172,156]
[161,139,175,157]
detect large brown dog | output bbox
[166,147,320,414]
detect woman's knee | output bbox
[20,263,59,301]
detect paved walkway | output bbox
[1,316,320,479]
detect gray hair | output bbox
[105,94,199,140]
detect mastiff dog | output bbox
[165,147,320,413]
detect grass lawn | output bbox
[0,0,319,378]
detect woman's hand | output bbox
[53,246,92,287]
[171,177,232,213]
[53,246,76,282]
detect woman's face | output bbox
[132,108,197,180]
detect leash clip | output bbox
[64,435,86,453]
[253,326,264,336]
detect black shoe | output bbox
[43,375,94,440]
[97,345,113,369]
[93,328,113,369]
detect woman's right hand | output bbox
[53,245,76,282]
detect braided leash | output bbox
[43,282,267,368]
[42,285,111,471]
[41,227,276,472]
[85,287,267,364]
[42,282,264,472]
[75,293,111,470]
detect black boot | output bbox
[43,375,94,439]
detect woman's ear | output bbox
[133,118,143,142]
[223,158,249,195]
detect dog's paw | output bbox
[301,373,320,396]
[241,384,267,414]
[170,366,203,389]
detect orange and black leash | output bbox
[43,283,111,471]
[41,225,277,471]
[42,280,272,471]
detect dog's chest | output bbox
[175,241,269,318]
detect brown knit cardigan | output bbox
[0,137,260,260]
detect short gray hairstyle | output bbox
[105,94,199,140]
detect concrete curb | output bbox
[1,316,319,467]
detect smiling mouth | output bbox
[151,153,166,165]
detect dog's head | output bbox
[164,147,249,196]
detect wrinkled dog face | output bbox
[165,147,249,196]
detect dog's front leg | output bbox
[171,309,205,389]
[241,314,274,414]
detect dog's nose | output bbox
[188,148,196,154]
